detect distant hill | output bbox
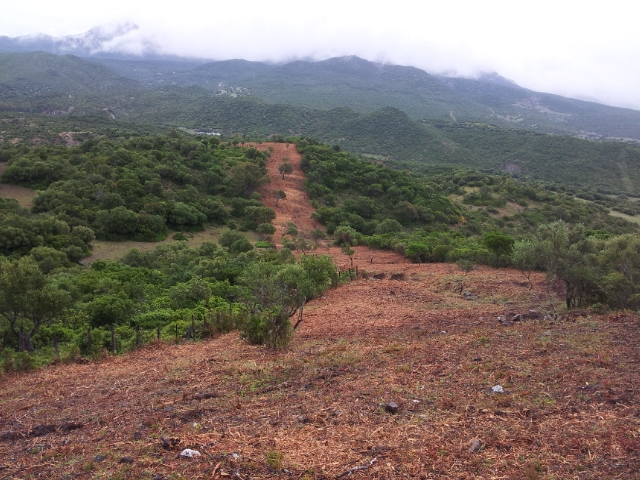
[0,51,141,94]
[4,29,640,141]
[439,75,640,141]
[4,51,640,194]
[89,54,640,141]
[97,55,486,121]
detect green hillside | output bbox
[6,52,640,141]
[4,52,640,195]
[442,76,640,140]
[0,51,141,94]
[5,97,640,195]
[90,55,640,140]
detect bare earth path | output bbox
[253,142,321,243]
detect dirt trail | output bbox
[252,142,321,243]
[248,144,539,340]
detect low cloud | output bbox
[2,0,639,110]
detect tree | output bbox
[86,294,134,328]
[334,225,359,246]
[285,222,298,237]
[394,201,419,224]
[273,189,286,206]
[0,256,71,351]
[279,161,293,180]
[239,257,335,347]
[594,234,640,310]
[229,162,269,197]
[256,222,276,240]
[513,221,600,310]
[293,237,312,255]
[243,206,276,229]
[375,218,402,235]
[483,231,515,267]
[219,229,247,249]
[239,262,300,348]
[341,244,355,267]
[405,242,430,264]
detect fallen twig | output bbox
[336,457,377,478]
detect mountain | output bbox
[99,55,485,121]
[5,51,640,194]
[0,51,141,94]
[438,74,640,141]
[90,54,640,140]
[4,26,640,141]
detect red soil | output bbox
[253,142,322,243]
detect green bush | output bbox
[242,310,292,349]
[1,349,38,372]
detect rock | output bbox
[160,436,180,450]
[0,431,17,442]
[491,385,505,394]
[180,448,201,458]
[468,439,482,453]
[297,414,311,423]
[385,402,399,414]
[134,431,142,440]
[528,310,541,319]
[119,457,134,464]
[194,391,218,400]
[30,424,56,437]
[60,421,83,432]
[94,455,106,463]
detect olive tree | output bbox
[0,257,71,351]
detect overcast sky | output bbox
[3,0,640,110]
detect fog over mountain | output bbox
[2,0,640,111]
[0,24,164,58]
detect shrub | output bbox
[242,310,292,349]
[375,218,403,235]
